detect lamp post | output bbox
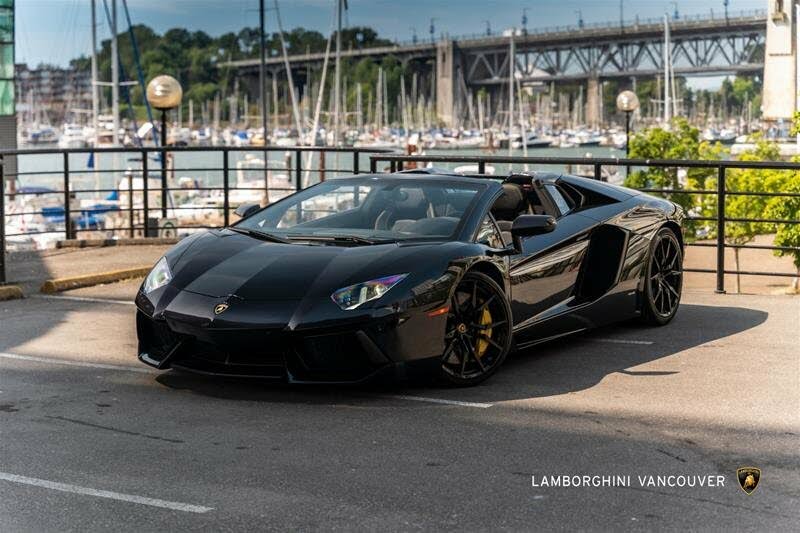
[146,75,182,233]
[616,89,640,178]
[616,90,640,157]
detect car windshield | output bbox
[235,177,484,242]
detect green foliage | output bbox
[790,111,800,137]
[624,118,725,234]
[625,122,799,287]
[716,137,781,246]
[68,23,401,123]
[764,163,800,272]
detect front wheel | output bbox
[440,271,512,386]
[641,227,683,325]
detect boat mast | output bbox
[663,14,671,124]
[333,0,343,146]
[90,0,99,147]
[111,0,119,145]
[259,0,268,144]
[273,0,304,139]
[508,30,515,158]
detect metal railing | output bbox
[0,145,390,284]
[368,153,800,294]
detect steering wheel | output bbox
[374,207,398,230]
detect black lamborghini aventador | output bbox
[136,169,685,386]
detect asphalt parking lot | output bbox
[0,287,798,531]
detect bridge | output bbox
[225,9,767,126]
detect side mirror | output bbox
[511,214,557,236]
[234,202,260,219]
[510,215,556,249]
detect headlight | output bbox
[331,273,408,310]
[143,257,172,294]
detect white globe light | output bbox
[616,90,640,113]
[146,75,183,110]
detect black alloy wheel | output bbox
[641,227,683,325]
[440,271,512,386]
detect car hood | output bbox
[169,229,449,301]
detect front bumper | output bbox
[136,291,447,383]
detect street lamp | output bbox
[146,75,182,230]
[616,89,640,158]
[146,75,183,149]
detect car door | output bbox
[508,182,597,343]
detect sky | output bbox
[15,0,766,88]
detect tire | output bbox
[640,227,683,326]
[439,271,513,386]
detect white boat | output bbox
[511,133,554,149]
[569,130,603,147]
[24,125,59,145]
[58,123,88,148]
[454,164,495,175]
[231,153,294,205]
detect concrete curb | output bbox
[56,237,180,248]
[40,266,152,294]
[0,285,24,301]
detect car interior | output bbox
[489,176,562,244]
[275,183,479,238]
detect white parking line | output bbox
[0,352,152,374]
[0,472,212,514]
[589,338,654,345]
[385,395,494,409]
[32,294,135,306]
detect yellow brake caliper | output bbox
[475,308,493,358]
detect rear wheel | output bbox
[641,228,683,325]
[440,271,512,386]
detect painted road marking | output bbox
[590,338,654,345]
[32,294,135,306]
[0,352,152,374]
[0,472,212,514]
[385,395,494,408]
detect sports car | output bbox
[136,169,685,386]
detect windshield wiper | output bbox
[228,226,292,244]
[286,234,396,245]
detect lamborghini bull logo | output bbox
[737,467,761,495]
[214,303,229,315]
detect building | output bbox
[15,63,92,125]
[0,0,14,151]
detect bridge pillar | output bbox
[436,40,457,127]
[763,0,799,122]
[585,75,601,129]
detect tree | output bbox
[715,138,781,292]
[624,118,726,235]
[764,171,800,292]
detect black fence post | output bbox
[353,151,359,175]
[142,150,150,238]
[369,157,377,173]
[160,147,168,218]
[295,150,302,191]
[716,165,726,294]
[397,160,404,171]
[63,152,71,240]
[0,154,5,284]
[390,160,396,173]
[128,168,134,238]
[223,149,230,226]
[478,161,486,174]
[594,163,602,181]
